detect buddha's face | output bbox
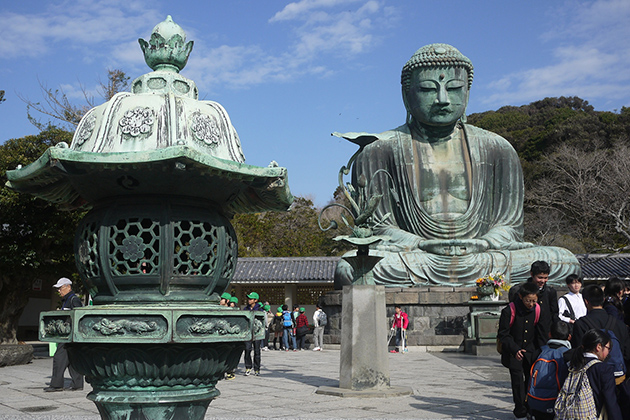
[405,66,469,127]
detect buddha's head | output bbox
[401,44,474,129]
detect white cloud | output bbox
[272,0,383,59]
[482,0,630,109]
[0,0,393,95]
[0,1,161,59]
[270,0,361,22]
[188,1,393,92]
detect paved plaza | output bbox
[0,345,517,419]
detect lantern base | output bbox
[89,388,219,420]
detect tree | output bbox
[0,128,82,344]
[232,196,351,257]
[0,90,5,104]
[468,96,618,165]
[98,69,130,103]
[525,143,630,253]
[20,69,129,131]
[468,96,630,253]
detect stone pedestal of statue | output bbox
[316,285,413,397]
[340,285,389,390]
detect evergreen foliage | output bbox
[469,97,630,253]
[232,196,352,257]
[0,128,83,343]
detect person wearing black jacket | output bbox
[44,278,83,392]
[571,284,630,382]
[498,282,549,420]
[557,329,623,420]
[508,261,559,337]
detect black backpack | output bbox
[582,315,626,378]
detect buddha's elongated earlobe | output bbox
[460,90,470,123]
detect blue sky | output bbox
[2,0,629,207]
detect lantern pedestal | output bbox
[40,305,265,418]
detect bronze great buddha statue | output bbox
[334,44,580,288]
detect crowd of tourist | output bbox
[44,263,630,420]
[218,291,328,380]
[499,260,630,420]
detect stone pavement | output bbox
[0,345,517,419]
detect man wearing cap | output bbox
[44,278,84,392]
[242,292,263,375]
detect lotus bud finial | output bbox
[138,15,194,73]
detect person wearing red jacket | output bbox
[295,308,310,351]
[390,305,409,353]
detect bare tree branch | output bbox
[18,70,128,131]
[526,143,630,252]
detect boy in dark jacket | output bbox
[571,284,630,385]
[499,282,549,420]
[509,260,558,337]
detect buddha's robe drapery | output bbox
[334,123,580,287]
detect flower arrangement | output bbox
[475,273,510,298]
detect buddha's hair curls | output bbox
[401,43,474,93]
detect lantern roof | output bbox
[6,16,293,215]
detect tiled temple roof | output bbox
[577,254,630,280]
[233,257,339,283]
[232,254,630,283]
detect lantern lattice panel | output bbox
[75,199,237,303]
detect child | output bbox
[509,261,558,335]
[555,329,622,420]
[390,305,409,353]
[558,274,587,325]
[498,282,548,420]
[604,277,626,323]
[271,307,284,350]
[262,304,272,351]
[219,292,231,306]
[527,321,571,420]
[295,308,309,350]
[281,305,296,351]
[242,292,263,376]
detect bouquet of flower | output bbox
[475,273,509,294]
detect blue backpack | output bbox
[282,311,293,327]
[582,315,626,378]
[527,344,570,413]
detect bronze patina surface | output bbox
[333,44,579,288]
[8,16,289,420]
